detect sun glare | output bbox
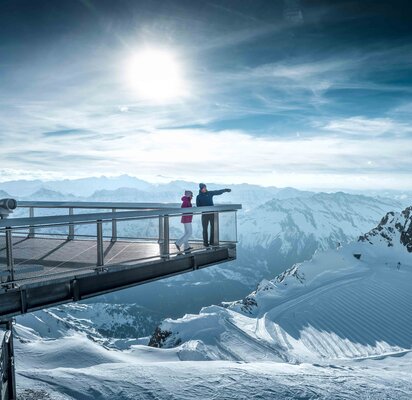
[127,48,186,102]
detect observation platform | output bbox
[0,201,241,319]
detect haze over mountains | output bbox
[1,174,411,208]
[3,175,409,331]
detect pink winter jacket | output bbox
[180,196,193,223]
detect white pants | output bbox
[176,223,192,250]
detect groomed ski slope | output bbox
[154,207,412,363]
[153,252,412,363]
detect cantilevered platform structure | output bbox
[0,201,241,318]
[0,200,241,399]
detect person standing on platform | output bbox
[175,190,193,253]
[196,183,231,248]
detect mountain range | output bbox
[13,205,412,399]
[4,177,407,337]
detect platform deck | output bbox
[0,236,235,319]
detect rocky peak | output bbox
[359,206,412,252]
[400,207,412,252]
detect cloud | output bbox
[128,126,412,189]
[2,126,412,189]
[42,129,96,138]
[318,116,412,137]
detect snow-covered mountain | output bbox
[11,186,406,345]
[0,189,11,198]
[238,192,404,277]
[0,175,152,197]
[16,303,161,346]
[26,188,77,201]
[6,177,407,356]
[1,175,312,210]
[13,206,412,400]
[149,206,412,364]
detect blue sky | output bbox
[1,0,412,189]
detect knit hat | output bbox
[199,183,206,190]
[184,190,193,197]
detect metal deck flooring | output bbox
[0,236,203,285]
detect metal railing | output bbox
[17,201,182,242]
[1,202,241,288]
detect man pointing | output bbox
[196,183,231,247]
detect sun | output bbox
[126,48,186,102]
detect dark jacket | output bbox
[196,189,229,207]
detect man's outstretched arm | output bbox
[209,188,231,196]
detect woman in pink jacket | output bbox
[175,190,193,253]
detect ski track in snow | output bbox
[216,264,412,364]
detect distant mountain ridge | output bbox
[1,176,297,211]
[0,175,152,197]
[238,191,404,277]
[0,189,10,198]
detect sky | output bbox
[1,0,412,189]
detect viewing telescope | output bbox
[0,198,17,219]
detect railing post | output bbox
[111,208,117,243]
[3,320,16,400]
[212,212,219,246]
[161,216,170,259]
[68,207,74,241]
[235,210,238,242]
[5,228,15,284]
[97,220,104,267]
[158,216,164,246]
[28,207,35,238]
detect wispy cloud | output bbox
[317,116,412,137]
[3,120,412,188]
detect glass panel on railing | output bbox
[114,217,159,241]
[73,222,95,238]
[24,224,70,239]
[103,217,162,266]
[2,225,99,284]
[218,211,237,242]
[0,231,8,285]
[169,212,205,248]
